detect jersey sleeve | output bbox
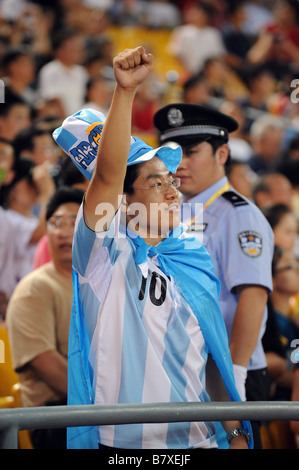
[72,201,125,279]
[216,204,274,293]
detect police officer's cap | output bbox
[154,103,238,147]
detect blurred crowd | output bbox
[1,0,299,449]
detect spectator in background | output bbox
[142,0,181,29]
[83,36,114,77]
[242,0,274,37]
[182,72,212,106]
[248,114,285,173]
[252,172,294,209]
[261,245,298,449]
[83,73,114,115]
[109,0,148,26]
[131,73,163,135]
[0,157,55,283]
[221,0,256,73]
[238,65,277,133]
[247,0,299,80]
[276,135,299,220]
[33,158,89,269]
[1,45,37,108]
[6,186,84,449]
[202,56,248,101]
[226,159,257,200]
[220,100,254,161]
[13,126,61,167]
[261,203,298,255]
[168,1,226,75]
[262,202,299,321]
[269,246,299,382]
[0,90,31,141]
[38,29,88,118]
[7,2,56,62]
[0,137,17,319]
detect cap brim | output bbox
[128,143,182,173]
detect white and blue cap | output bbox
[53,108,182,182]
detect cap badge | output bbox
[167,108,184,127]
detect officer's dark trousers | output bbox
[246,367,270,449]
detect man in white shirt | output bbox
[38,30,88,118]
[168,2,226,74]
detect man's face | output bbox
[0,104,31,141]
[32,134,60,165]
[125,157,181,241]
[10,54,36,84]
[175,141,226,200]
[47,202,79,267]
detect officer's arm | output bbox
[83,47,153,231]
[229,284,268,367]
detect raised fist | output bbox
[113,46,153,91]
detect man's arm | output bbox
[30,350,67,397]
[230,285,268,367]
[229,284,268,401]
[83,47,153,231]
[29,162,55,244]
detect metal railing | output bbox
[0,401,299,449]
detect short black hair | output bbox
[2,45,32,72]
[0,89,29,118]
[52,29,77,51]
[123,164,140,195]
[195,1,215,18]
[183,72,206,94]
[13,126,51,159]
[46,186,84,220]
[0,157,35,208]
[57,157,87,187]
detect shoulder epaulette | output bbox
[221,190,249,207]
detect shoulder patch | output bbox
[222,191,248,207]
[238,230,263,257]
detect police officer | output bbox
[154,103,274,449]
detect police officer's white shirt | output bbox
[181,176,274,371]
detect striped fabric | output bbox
[71,205,218,449]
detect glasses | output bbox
[275,260,299,274]
[47,215,77,231]
[130,177,181,193]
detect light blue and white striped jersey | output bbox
[72,204,218,449]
